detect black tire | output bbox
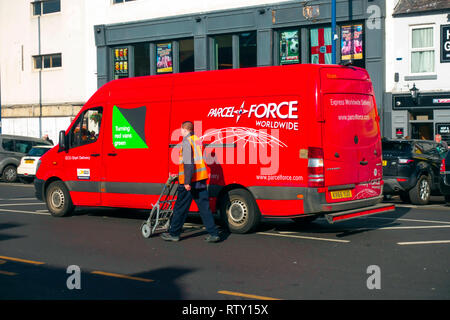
[399,191,410,203]
[292,215,318,225]
[45,180,74,217]
[409,175,431,205]
[2,165,17,183]
[219,188,260,234]
[19,177,34,184]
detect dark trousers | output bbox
[169,185,218,237]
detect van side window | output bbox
[15,140,33,154]
[2,139,14,152]
[69,107,103,148]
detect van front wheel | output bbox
[46,181,74,217]
[219,188,260,234]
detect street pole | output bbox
[331,0,337,64]
[38,15,42,138]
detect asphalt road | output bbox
[0,182,450,300]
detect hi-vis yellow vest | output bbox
[179,135,208,184]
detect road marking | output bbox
[0,208,49,215]
[218,290,281,300]
[377,225,450,230]
[257,232,350,243]
[91,271,154,283]
[0,198,38,201]
[397,240,450,246]
[0,270,17,276]
[368,217,450,225]
[0,203,44,207]
[0,255,45,265]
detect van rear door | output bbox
[321,67,382,202]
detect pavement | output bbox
[0,182,449,301]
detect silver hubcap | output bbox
[5,168,16,181]
[142,223,151,238]
[419,179,430,201]
[228,200,248,225]
[51,189,65,209]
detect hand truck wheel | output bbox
[141,222,152,238]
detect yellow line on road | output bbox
[218,290,281,300]
[0,270,18,276]
[91,271,154,283]
[0,255,45,265]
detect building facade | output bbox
[0,0,387,142]
[385,0,450,142]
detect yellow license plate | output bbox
[330,190,352,200]
[382,160,387,166]
[25,160,34,164]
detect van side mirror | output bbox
[58,130,68,152]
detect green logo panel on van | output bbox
[112,105,148,149]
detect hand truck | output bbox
[140,175,178,238]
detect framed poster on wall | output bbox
[113,47,130,80]
[341,24,363,61]
[280,30,300,65]
[156,43,173,73]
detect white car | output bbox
[17,145,53,183]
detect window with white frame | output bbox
[410,26,435,74]
[113,0,135,4]
[32,0,60,16]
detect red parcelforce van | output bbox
[35,64,394,233]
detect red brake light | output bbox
[441,159,446,174]
[308,147,324,188]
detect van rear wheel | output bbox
[46,181,74,217]
[219,188,260,234]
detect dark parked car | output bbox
[0,134,53,183]
[382,138,447,205]
[439,151,450,204]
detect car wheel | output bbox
[219,188,260,234]
[2,165,17,183]
[409,175,431,205]
[45,180,74,217]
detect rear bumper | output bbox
[325,203,396,224]
[34,178,45,201]
[383,177,416,194]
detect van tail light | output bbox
[308,147,324,188]
[441,159,446,174]
[398,159,414,164]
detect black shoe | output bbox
[204,234,220,243]
[160,232,180,242]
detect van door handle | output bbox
[90,153,100,157]
[360,160,369,165]
[107,153,117,157]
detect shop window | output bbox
[134,43,150,77]
[310,27,332,64]
[113,47,129,79]
[239,32,257,68]
[33,53,62,70]
[32,0,60,16]
[214,35,233,70]
[340,24,365,68]
[179,38,195,73]
[410,26,435,74]
[279,30,300,65]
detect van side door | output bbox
[61,106,104,206]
